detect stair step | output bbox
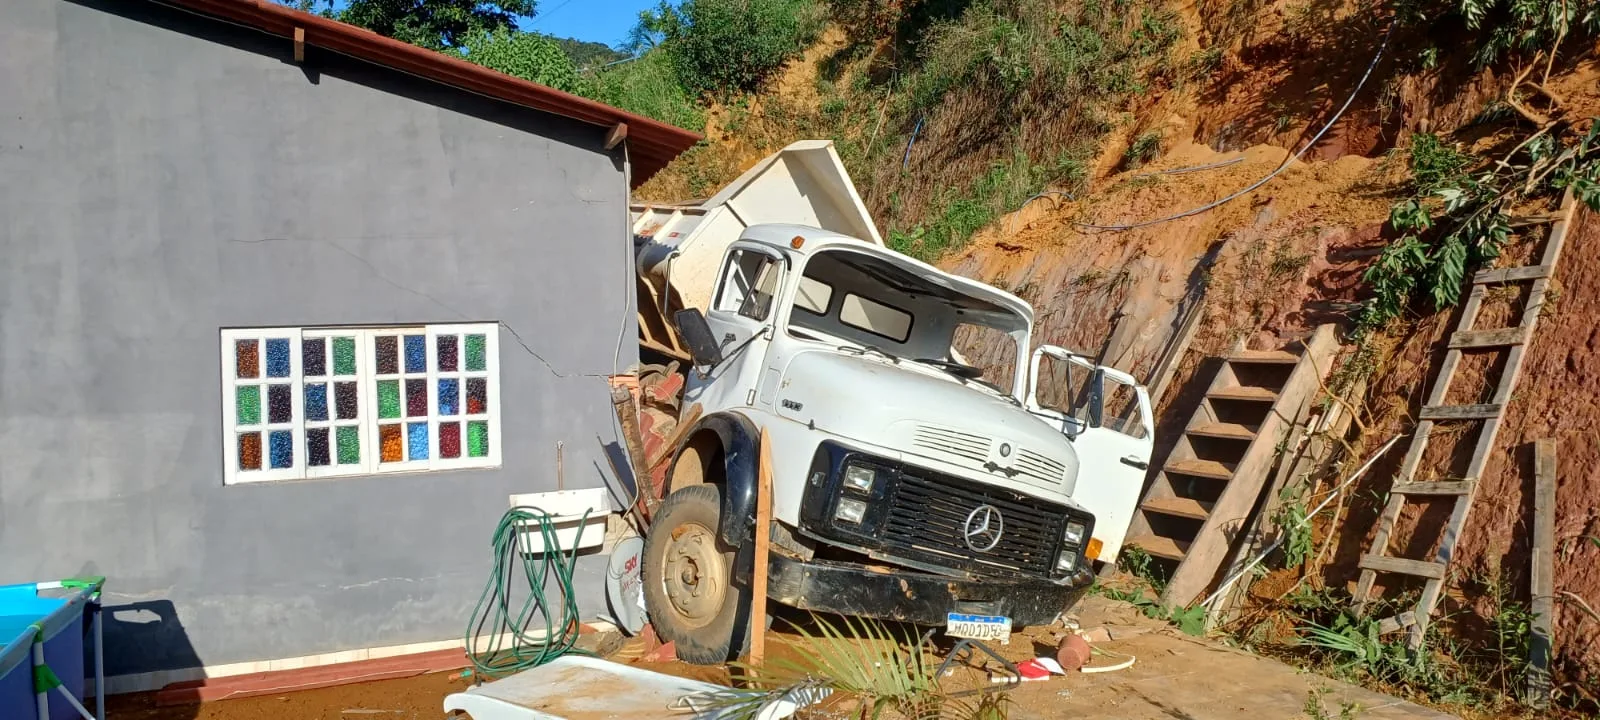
[1187,422,1257,441]
[1394,480,1473,496]
[1474,264,1551,284]
[1207,386,1280,403]
[1125,534,1190,561]
[1449,327,1526,349]
[1226,350,1301,365]
[1419,403,1503,420]
[1140,497,1212,520]
[1359,555,1447,579]
[1164,458,1235,480]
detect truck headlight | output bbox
[1055,547,1079,573]
[834,498,869,524]
[842,464,877,493]
[1063,520,1087,547]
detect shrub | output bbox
[455,30,588,95]
[644,0,824,96]
[590,52,706,131]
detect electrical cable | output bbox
[463,506,594,680]
[1071,20,1396,232]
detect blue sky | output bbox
[519,0,660,49]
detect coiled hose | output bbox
[463,506,594,680]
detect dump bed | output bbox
[631,140,881,358]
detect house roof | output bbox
[154,0,702,187]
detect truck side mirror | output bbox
[673,309,724,369]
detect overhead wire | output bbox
[1071,19,1397,233]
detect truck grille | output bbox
[910,424,1066,488]
[910,425,990,464]
[881,468,1067,578]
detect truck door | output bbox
[1026,346,1154,566]
[686,244,786,412]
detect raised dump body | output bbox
[631,140,881,359]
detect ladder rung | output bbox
[1474,264,1550,284]
[1226,350,1300,365]
[1140,497,1212,520]
[1125,534,1189,561]
[1164,458,1234,480]
[1394,480,1473,496]
[1449,327,1526,349]
[1360,555,1447,579]
[1207,386,1279,402]
[1376,611,1419,635]
[1419,403,1503,420]
[1187,422,1256,441]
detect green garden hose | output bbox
[464,506,594,680]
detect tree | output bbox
[291,0,537,51]
[454,29,588,94]
[640,0,823,96]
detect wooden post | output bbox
[748,431,774,666]
[1527,439,1557,708]
[292,27,305,63]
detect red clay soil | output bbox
[107,670,471,720]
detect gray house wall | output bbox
[0,0,639,677]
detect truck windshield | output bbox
[786,248,1028,397]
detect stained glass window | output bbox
[222,323,498,485]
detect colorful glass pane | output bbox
[438,379,459,415]
[407,422,429,460]
[467,377,488,415]
[335,381,359,420]
[375,335,398,374]
[235,340,259,379]
[303,338,326,377]
[336,425,360,465]
[377,380,400,419]
[406,379,427,417]
[467,421,489,458]
[440,422,461,459]
[465,334,487,371]
[268,384,292,424]
[404,335,426,373]
[379,424,403,462]
[333,336,357,375]
[265,338,291,377]
[308,427,330,467]
[236,385,261,425]
[305,383,328,422]
[238,432,262,470]
[269,430,293,468]
[437,335,459,371]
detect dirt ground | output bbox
[113,597,1451,720]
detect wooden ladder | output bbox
[1353,192,1577,647]
[1126,324,1338,608]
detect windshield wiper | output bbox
[839,345,899,363]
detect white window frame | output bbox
[220,323,502,485]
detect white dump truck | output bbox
[629,142,1154,664]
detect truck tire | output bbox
[643,484,747,665]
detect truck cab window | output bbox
[795,275,833,315]
[715,249,782,321]
[951,323,1017,395]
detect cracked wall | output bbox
[0,0,635,678]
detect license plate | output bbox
[945,613,1010,641]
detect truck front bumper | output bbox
[766,554,1095,627]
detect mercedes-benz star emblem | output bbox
[963,505,1004,552]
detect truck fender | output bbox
[668,411,760,548]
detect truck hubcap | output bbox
[662,523,725,625]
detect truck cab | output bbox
[642,224,1153,664]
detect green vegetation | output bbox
[710,614,1013,719]
[296,0,534,51]
[553,37,627,69]
[454,29,587,94]
[1403,0,1600,67]
[637,0,824,97]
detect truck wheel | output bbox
[643,484,746,665]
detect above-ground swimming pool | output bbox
[0,579,104,720]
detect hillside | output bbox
[635,1,1600,716]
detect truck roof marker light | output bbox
[791,236,805,249]
[1085,538,1103,561]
